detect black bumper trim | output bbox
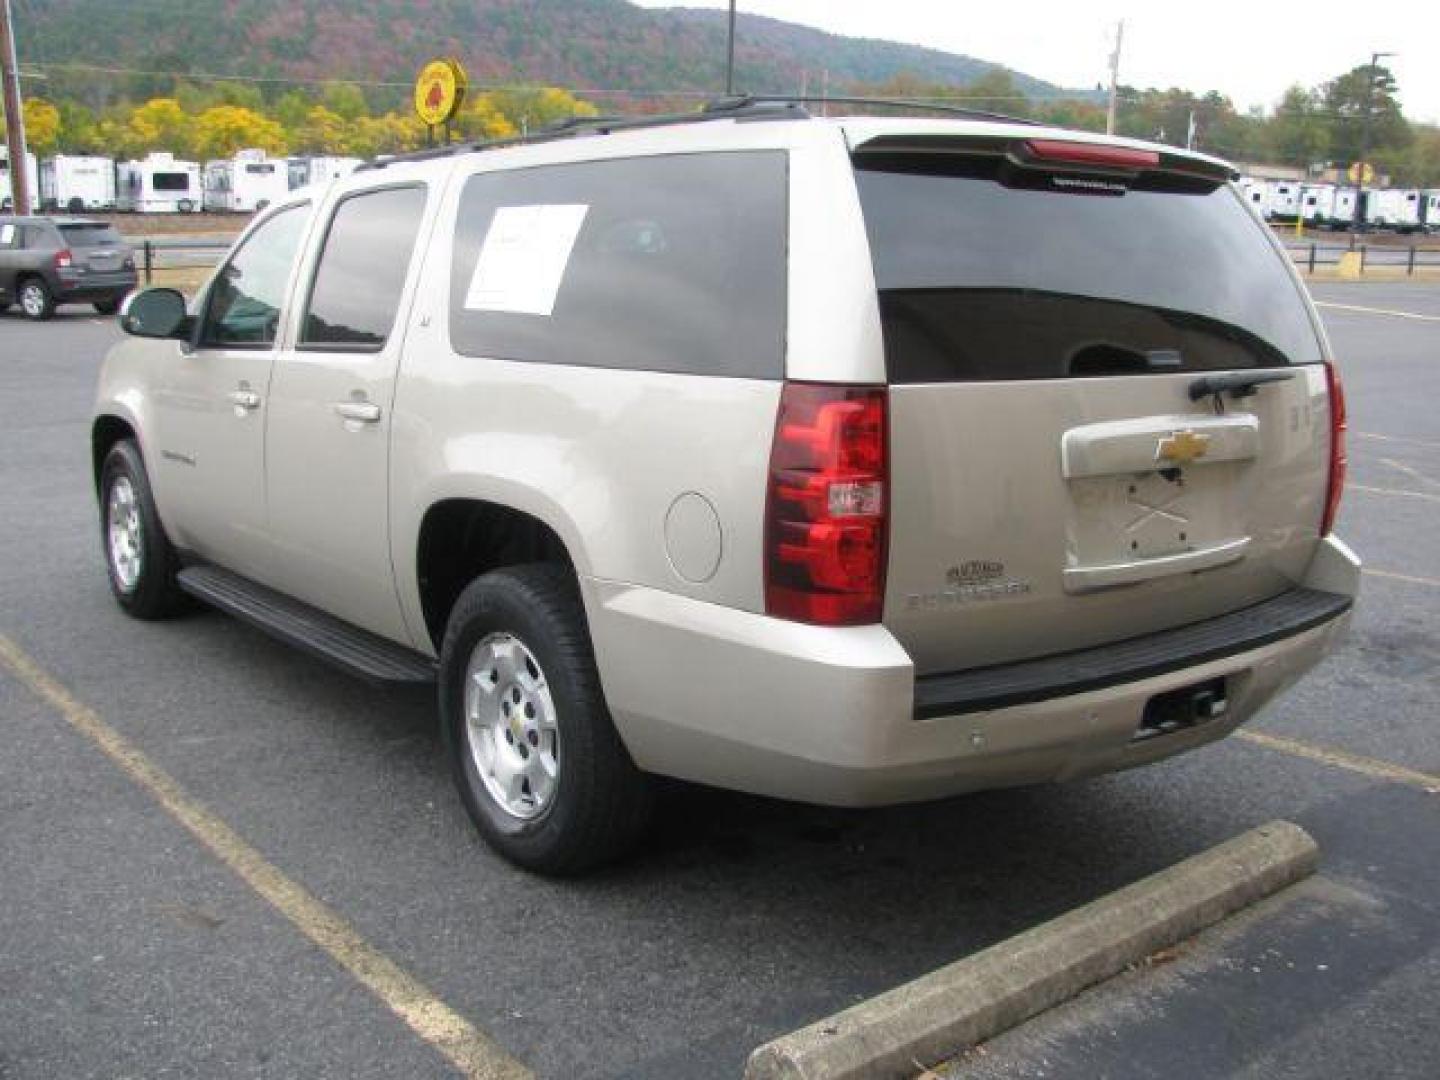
[913,587,1352,719]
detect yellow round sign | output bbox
[415,58,467,127]
[1347,160,1375,186]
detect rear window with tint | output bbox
[855,153,1323,383]
[449,152,787,379]
[59,223,123,247]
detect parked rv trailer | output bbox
[204,149,290,212]
[1264,179,1302,221]
[1299,184,1339,228]
[1388,189,1424,233]
[40,156,117,212]
[0,149,40,212]
[1237,176,1269,218]
[1422,191,1440,234]
[287,155,364,190]
[117,153,203,213]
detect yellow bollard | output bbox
[1337,251,1363,279]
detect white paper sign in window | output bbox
[463,203,589,316]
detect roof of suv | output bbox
[359,97,1237,180]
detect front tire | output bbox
[99,440,188,619]
[19,278,55,321]
[439,564,653,874]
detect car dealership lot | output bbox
[1,284,1436,1079]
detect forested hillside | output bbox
[13,0,1060,110]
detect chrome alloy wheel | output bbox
[464,633,561,820]
[106,475,144,592]
[21,283,46,318]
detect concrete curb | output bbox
[744,820,1318,1080]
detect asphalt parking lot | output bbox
[1,282,1436,1079]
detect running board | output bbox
[177,565,437,686]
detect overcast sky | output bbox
[632,1,1438,124]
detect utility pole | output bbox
[1351,50,1395,233]
[725,0,737,96]
[1105,20,1124,136]
[1,0,31,215]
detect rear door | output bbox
[57,222,131,280]
[262,181,431,643]
[850,135,1332,674]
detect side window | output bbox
[449,152,788,379]
[300,185,427,350]
[200,204,310,348]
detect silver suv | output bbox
[92,101,1358,873]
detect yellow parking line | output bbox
[1364,567,1440,588]
[1349,483,1440,504]
[1314,301,1440,323]
[1236,730,1440,794]
[0,633,530,1080]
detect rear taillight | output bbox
[53,249,73,270]
[1322,362,1347,536]
[765,383,888,626]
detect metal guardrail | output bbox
[1282,240,1440,276]
[133,236,233,284]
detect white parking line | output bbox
[1378,458,1440,490]
[1349,483,1440,505]
[1314,301,1440,323]
[0,633,530,1080]
[1354,432,1440,452]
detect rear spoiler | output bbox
[850,132,1238,184]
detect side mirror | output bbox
[120,288,192,340]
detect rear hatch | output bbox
[850,132,1332,675]
[58,222,131,275]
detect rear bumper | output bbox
[54,273,136,302]
[587,536,1360,806]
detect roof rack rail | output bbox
[358,97,809,172]
[726,93,1042,126]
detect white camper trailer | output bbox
[1385,189,1424,233]
[0,148,39,212]
[40,155,117,212]
[1421,191,1440,234]
[1237,176,1270,218]
[1264,180,1302,221]
[204,149,290,212]
[287,155,363,190]
[1300,185,1338,228]
[117,153,203,213]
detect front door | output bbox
[263,183,431,644]
[147,202,312,579]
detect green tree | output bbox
[1323,63,1410,168]
[1268,85,1329,168]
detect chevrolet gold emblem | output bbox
[1156,429,1212,464]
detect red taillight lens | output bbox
[1023,139,1160,170]
[1322,362,1347,536]
[53,249,74,270]
[765,383,888,626]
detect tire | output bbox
[177,198,194,213]
[99,440,189,620]
[67,197,84,213]
[94,298,122,316]
[439,564,653,874]
[18,277,55,321]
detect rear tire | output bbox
[99,440,189,620]
[439,564,653,874]
[19,277,55,321]
[94,298,122,316]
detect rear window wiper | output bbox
[1188,370,1296,402]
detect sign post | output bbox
[414,58,468,147]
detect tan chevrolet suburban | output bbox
[92,99,1359,873]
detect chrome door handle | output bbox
[333,400,382,424]
[227,389,262,411]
